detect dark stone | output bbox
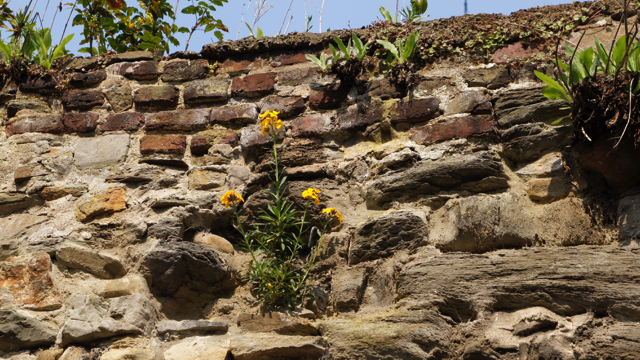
[390,98,441,124]
[119,61,161,80]
[579,136,640,189]
[217,56,262,76]
[140,240,236,296]
[62,89,105,111]
[62,113,99,133]
[106,51,154,65]
[70,70,107,88]
[290,115,332,137]
[0,309,56,351]
[270,53,310,67]
[145,109,211,131]
[168,51,202,60]
[309,83,349,110]
[156,320,228,334]
[350,210,427,265]
[409,115,497,145]
[6,115,64,135]
[19,75,58,93]
[161,59,209,82]
[191,129,239,156]
[501,123,571,162]
[493,88,570,128]
[338,102,384,131]
[99,112,146,132]
[364,151,507,209]
[465,66,511,89]
[367,78,401,99]
[183,78,229,104]
[211,104,259,125]
[259,95,305,118]
[133,85,180,111]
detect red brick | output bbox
[70,70,107,88]
[62,89,105,111]
[290,114,332,137]
[191,129,238,156]
[6,115,64,135]
[409,115,496,145]
[162,59,209,82]
[140,134,187,154]
[309,83,349,110]
[119,61,160,80]
[133,85,180,111]
[145,109,211,131]
[99,112,145,132]
[210,104,258,125]
[270,53,309,67]
[218,57,261,75]
[259,96,305,118]
[61,113,99,133]
[231,72,276,98]
[390,98,441,124]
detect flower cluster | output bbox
[260,110,283,136]
[302,188,321,204]
[221,190,244,208]
[322,207,343,223]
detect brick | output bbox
[162,59,209,82]
[70,70,107,88]
[270,53,309,67]
[183,78,229,104]
[62,89,105,111]
[75,135,130,169]
[133,85,180,111]
[145,109,210,131]
[231,72,276,97]
[19,75,57,93]
[106,51,154,65]
[259,96,305,118]
[218,57,261,75]
[290,114,332,137]
[210,104,258,125]
[338,103,384,131]
[409,115,496,145]
[99,112,145,132]
[140,134,187,154]
[6,115,64,135]
[191,129,238,156]
[119,61,160,80]
[61,113,99,133]
[389,97,441,124]
[309,83,349,110]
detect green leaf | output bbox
[334,36,350,60]
[305,54,322,68]
[329,43,338,60]
[578,47,595,77]
[256,27,264,38]
[52,33,74,61]
[551,115,571,125]
[534,70,571,104]
[401,31,419,63]
[245,22,255,37]
[379,6,394,22]
[182,5,197,14]
[376,39,399,60]
[612,35,627,70]
[594,36,613,74]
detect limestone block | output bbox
[74,135,130,169]
[97,274,150,297]
[230,334,326,360]
[56,242,126,279]
[188,169,226,190]
[237,312,319,336]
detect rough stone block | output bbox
[106,51,153,64]
[57,242,126,279]
[6,115,64,135]
[14,164,48,182]
[0,309,57,351]
[0,252,62,310]
[338,102,384,131]
[140,134,187,154]
[211,103,258,125]
[331,267,367,312]
[70,70,107,88]
[230,334,326,360]
[218,57,261,75]
[119,61,160,80]
[237,312,319,335]
[74,134,130,169]
[260,95,305,118]
[409,115,496,145]
[134,85,180,111]
[188,169,226,190]
[619,193,640,241]
[0,193,39,215]
[350,210,427,265]
[290,114,332,137]
[102,78,133,113]
[445,90,492,115]
[19,75,57,93]
[270,53,309,67]
[61,113,99,133]
[162,59,209,82]
[38,185,88,201]
[389,97,441,124]
[157,320,228,334]
[240,125,272,149]
[493,88,570,128]
[515,152,565,178]
[231,72,276,97]
[75,187,127,222]
[7,98,50,118]
[191,129,238,156]
[62,89,105,111]
[367,78,401,99]
[309,83,349,110]
[183,78,229,104]
[97,274,150,298]
[528,178,571,202]
[465,66,511,89]
[145,109,211,131]
[501,123,571,162]
[99,112,145,132]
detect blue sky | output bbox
[24,0,574,54]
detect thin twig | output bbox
[59,0,77,47]
[49,0,63,30]
[237,1,251,40]
[284,15,293,35]
[278,0,294,36]
[171,0,180,28]
[614,78,633,148]
[319,0,325,32]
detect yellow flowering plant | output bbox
[221,110,342,309]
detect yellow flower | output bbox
[302,188,321,204]
[259,110,282,136]
[220,190,244,208]
[322,207,343,223]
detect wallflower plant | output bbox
[222,110,341,309]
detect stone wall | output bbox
[1,2,639,359]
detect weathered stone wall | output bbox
[1,2,639,359]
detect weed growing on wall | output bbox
[222,111,342,309]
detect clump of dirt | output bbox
[330,58,364,87]
[572,73,640,145]
[388,62,423,96]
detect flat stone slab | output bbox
[157,320,228,334]
[74,134,130,169]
